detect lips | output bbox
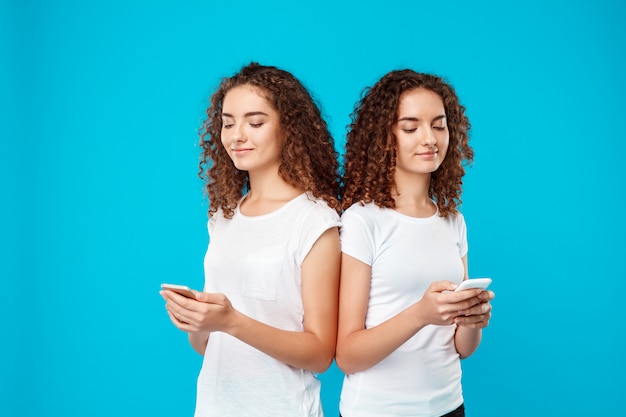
[231,148,253,155]
[417,151,438,158]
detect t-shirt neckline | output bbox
[236,192,308,221]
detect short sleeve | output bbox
[207,218,215,235]
[456,213,468,257]
[296,202,341,266]
[340,206,375,266]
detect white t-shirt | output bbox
[194,192,340,417]
[339,202,468,417]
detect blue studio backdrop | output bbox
[1,1,625,416]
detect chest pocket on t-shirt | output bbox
[242,254,283,301]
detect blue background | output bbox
[2,0,625,416]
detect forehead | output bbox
[222,84,274,114]
[397,88,445,117]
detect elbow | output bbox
[334,359,350,375]
[457,347,478,360]
[311,354,334,374]
[334,350,356,375]
[311,346,336,373]
[300,343,336,373]
[456,345,477,360]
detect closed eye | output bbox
[402,128,417,133]
[250,123,264,128]
[432,116,447,131]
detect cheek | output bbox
[395,135,411,153]
[439,135,450,153]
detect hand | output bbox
[454,290,494,329]
[161,290,237,333]
[416,281,488,326]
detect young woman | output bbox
[161,63,341,417]
[336,70,495,417]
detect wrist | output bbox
[224,308,244,337]
[406,301,429,331]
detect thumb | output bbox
[194,291,209,302]
[195,291,227,305]
[429,280,458,293]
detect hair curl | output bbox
[341,69,473,217]
[198,62,341,219]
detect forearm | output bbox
[454,326,482,359]
[188,331,210,356]
[226,310,335,373]
[336,303,427,374]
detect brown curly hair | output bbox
[341,69,473,217]
[198,62,341,219]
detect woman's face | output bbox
[220,85,282,174]
[392,87,449,178]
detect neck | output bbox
[246,168,302,202]
[392,171,435,217]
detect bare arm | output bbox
[187,332,209,356]
[335,254,427,374]
[335,253,484,375]
[162,227,340,373]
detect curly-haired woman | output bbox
[161,63,341,417]
[336,70,495,417]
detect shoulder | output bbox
[444,210,466,227]
[342,202,387,224]
[208,208,226,232]
[340,203,391,240]
[439,210,467,238]
[342,201,381,217]
[299,193,340,223]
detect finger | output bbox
[196,292,229,305]
[455,314,490,328]
[168,299,217,331]
[429,280,458,293]
[166,309,193,332]
[162,290,192,306]
[166,308,182,324]
[457,320,489,329]
[459,301,492,316]
[450,296,484,315]
[451,288,486,303]
[463,305,491,320]
[165,291,209,315]
[165,303,187,322]
[478,290,495,301]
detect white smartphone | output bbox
[161,283,196,298]
[455,278,492,292]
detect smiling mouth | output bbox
[417,151,438,157]
[232,148,253,154]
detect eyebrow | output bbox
[397,115,446,123]
[221,111,269,118]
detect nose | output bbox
[231,123,245,143]
[422,127,437,146]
